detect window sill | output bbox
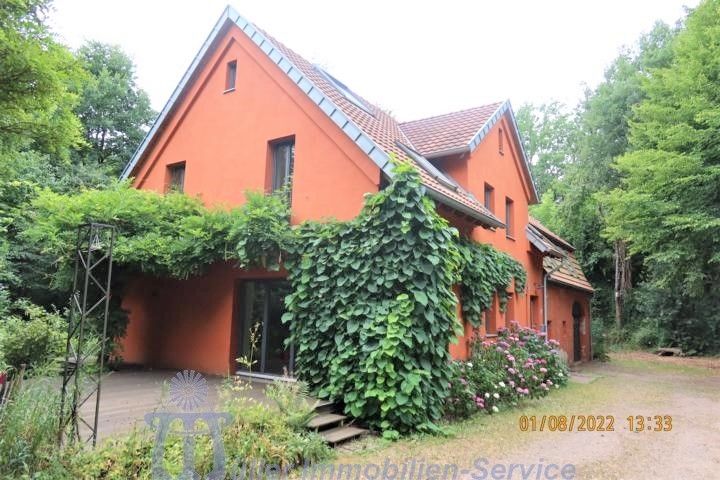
[506,234,516,241]
[223,87,236,94]
[485,333,499,338]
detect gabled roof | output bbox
[527,217,593,293]
[399,101,539,203]
[400,103,503,158]
[120,6,517,228]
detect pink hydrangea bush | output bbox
[444,322,568,420]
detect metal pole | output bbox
[91,226,114,447]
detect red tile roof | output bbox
[261,29,503,227]
[527,217,593,293]
[399,103,504,157]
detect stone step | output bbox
[319,426,368,445]
[307,413,347,430]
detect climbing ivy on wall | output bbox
[24,164,527,436]
[457,239,527,326]
[22,183,292,288]
[283,163,462,436]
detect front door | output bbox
[237,280,293,376]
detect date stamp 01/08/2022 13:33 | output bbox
[518,415,673,432]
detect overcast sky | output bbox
[49,0,697,121]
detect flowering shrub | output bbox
[444,362,482,419]
[444,322,569,420]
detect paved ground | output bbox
[78,369,269,440]
[335,353,720,480]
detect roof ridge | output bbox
[399,101,505,126]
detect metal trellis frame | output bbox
[58,223,115,447]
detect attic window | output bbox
[315,66,373,115]
[499,127,504,155]
[166,162,185,193]
[225,60,237,92]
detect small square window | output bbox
[166,163,185,193]
[505,197,514,238]
[484,183,494,213]
[225,60,237,91]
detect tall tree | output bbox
[515,101,577,195]
[73,41,155,176]
[521,22,676,328]
[0,0,84,157]
[0,0,87,307]
[603,0,720,353]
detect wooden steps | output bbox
[306,401,368,446]
[307,413,347,430]
[320,426,368,445]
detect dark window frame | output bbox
[166,162,186,193]
[484,183,495,213]
[225,60,237,92]
[233,278,294,376]
[270,138,295,199]
[505,196,515,239]
[499,127,505,155]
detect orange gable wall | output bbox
[121,24,382,374]
[445,117,544,359]
[129,24,380,222]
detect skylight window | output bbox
[396,142,460,191]
[315,66,373,115]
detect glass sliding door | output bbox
[237,280,293,376]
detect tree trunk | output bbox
[614,239,632,327]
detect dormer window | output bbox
[225,60,237,92]
[315,66,373,115]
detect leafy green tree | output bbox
[73,41,155,175]
[602,0,720,353]
[520,22,676,329]
[515,101,578,194]
[0,0,85,157]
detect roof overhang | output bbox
[547,276,595,294]
[425,186,505,228]
[526,224,564,257]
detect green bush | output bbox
[1,376,331,479]
[631,322,661,349]
[591,319,610,361]
[265,379,317,430]
[0,300,66,369]
[0,378,64,477]
[446,323,568,420]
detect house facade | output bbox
[119,6,593,376]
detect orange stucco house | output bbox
[119,6,593,377]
